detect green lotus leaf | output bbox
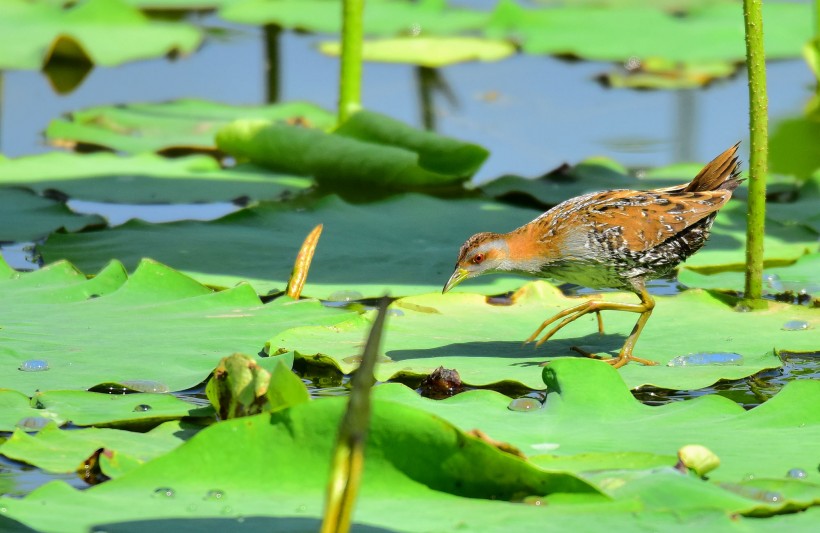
[215,110,489,189]
[599,59,737,89]
[0,152,312,204]
[765,174,820,234]
[0,188,105,242]
[486,0,811,62]
[375,358,820,483]
[0,257,355,395]
[0,389,210,432]
[679,253,820,294]
[221,0,489,35]
[0,0,201,70]
[3,363,818,531]
[770,116,820,180]
[319,36,515,67]
[0,421,197,476]
[39,194,538,297]
[45,99,334,154]
[272,281,819,391]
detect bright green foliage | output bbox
[272,281,819,391]
[205,354,310,419]
[221,0,489,35]
[679,252,820,293]
[0,0,201,70]
[216,110,489,189]
[0,421,196,476]
[0,258,355,395]
[770,116,820,180]
[319,36,516,67]
[377,358,820,483]
[2,360,818,531]
[0,389,210,432]
[45,99,335,154]
[0,152,312,204]
[0,188,105,242]
[487,0,811,62]
[39,194,537,297]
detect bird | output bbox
[443,143,743,368]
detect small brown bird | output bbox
[443,144,743,368]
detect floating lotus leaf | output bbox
[770,116,820,180]
[45,99,334,154]
[598,59,737,89]
[39,194,538,297]
[0,421,196,476]
[319,36,515,67]
[679,252,820,295]
[215,110,489,189]
[272,281,819,391]
[486,0,810,62]
[0,389,210,432]
[0,0,201,70]
[0,188,105,243]
[0,152,312,204]
[0,257,355,395]
[2,360,818,531]
[221,0,489,35]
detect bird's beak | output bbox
[442,268,470,294]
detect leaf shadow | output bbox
[386,332,627,366]
[91,517,396,532]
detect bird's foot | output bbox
[570,346,657,368]
[525,300,646,347]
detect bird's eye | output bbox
[472,253,485,264]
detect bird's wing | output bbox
[577,188,733,252]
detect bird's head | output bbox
[443,232,510,293]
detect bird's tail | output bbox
[684,142,743,193]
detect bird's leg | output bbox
[595,310,604,334]
[526,285,657,368]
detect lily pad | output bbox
[487,0,811,62]
[376,359,820,483]
[272,281,820,391]
[319,36,516,67]
[39,194,539,297]
[0,152,313,204]
[0,0,201,70]
[2,362,818,531]
[679,253,820,294]
[0,389,210,432]
[770,115,820,180]
[215,110,489,189]
[0,257,355,395]
[45,99,334,154]
[220,0,489,36]
[599,58,738,89]
[0,421,197,475]
[0,188,105,243]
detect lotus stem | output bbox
[742,0,768,305]
[338,0,364,124]
[320,297,391,533]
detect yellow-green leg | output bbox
[526,286,657,368]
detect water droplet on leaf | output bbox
[508,398,541,412]
[667,352,743,367]
[326,290,363,303]
[782,320,809,331]
[153,487,175,498]
[787,468,807,479]
[133,404,152,412]
[18,359,49,372]
[120,380,169,393]
[205,489,225,500]
[15,417,52,431]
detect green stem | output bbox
[742,0,768,304]
[338,0,364,125]
[264,25,281,103]
[320,297,390,533]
